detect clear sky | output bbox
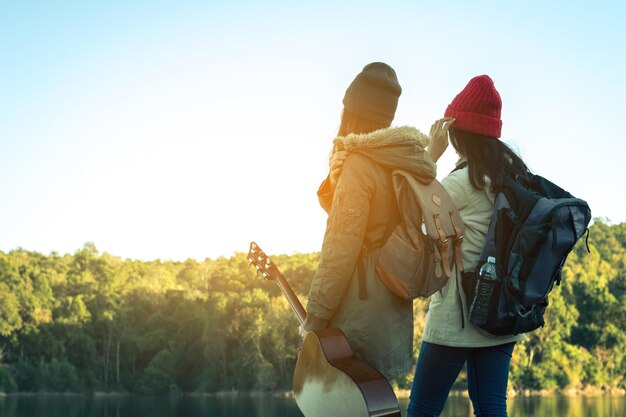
[1,1,624,261]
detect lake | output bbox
[0,394,623,417]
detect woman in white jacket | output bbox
[407,75,529,417]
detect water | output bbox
[0,394,623,417]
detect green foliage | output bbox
[508,219,626,391]
[13,358,81,392]
[0,366,17,392]
[135,349,176,395]
[0,282,22,336]
[0,221,624,393]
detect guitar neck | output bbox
[271,267,307,325]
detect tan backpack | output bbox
[371,170,465,300]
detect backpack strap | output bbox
[357,247,368,300]
[449,211,464,272]
[460,271,475,303]
[359,210,400,300]
[433,213,452,277]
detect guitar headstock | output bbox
[248,241,276,281]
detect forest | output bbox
[0,219,624,395]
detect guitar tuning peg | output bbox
[248,257,254,266]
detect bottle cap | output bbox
[487,256,496,263]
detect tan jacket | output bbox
[422,166,524,347]
[308,126,436,379]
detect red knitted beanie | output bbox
[444,75,502,138]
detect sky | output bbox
[1,1,624,261]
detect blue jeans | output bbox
[406,341,516,417]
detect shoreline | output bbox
[397,387,626,399]
[1,387,624,398]
[198,387,626,399]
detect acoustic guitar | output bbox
[248,242,401,417]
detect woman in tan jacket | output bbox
[407,75,529,417]
[301,62,436,380]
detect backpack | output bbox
[370,169,465,300]
[461,173,592,336]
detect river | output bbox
[0,394,623,416]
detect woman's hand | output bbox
[428,117,455,163]
[328,150,348,189]
[299,313,329,338]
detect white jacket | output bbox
[422,166,524,347]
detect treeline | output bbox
[0,220,624,394]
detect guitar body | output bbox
[293,328,401,417]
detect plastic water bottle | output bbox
[469,256,498,325]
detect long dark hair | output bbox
[449,127,529,192]
[337,108,388,137]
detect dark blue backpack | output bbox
[462,174,592,336]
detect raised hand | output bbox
[428,117,455,162]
